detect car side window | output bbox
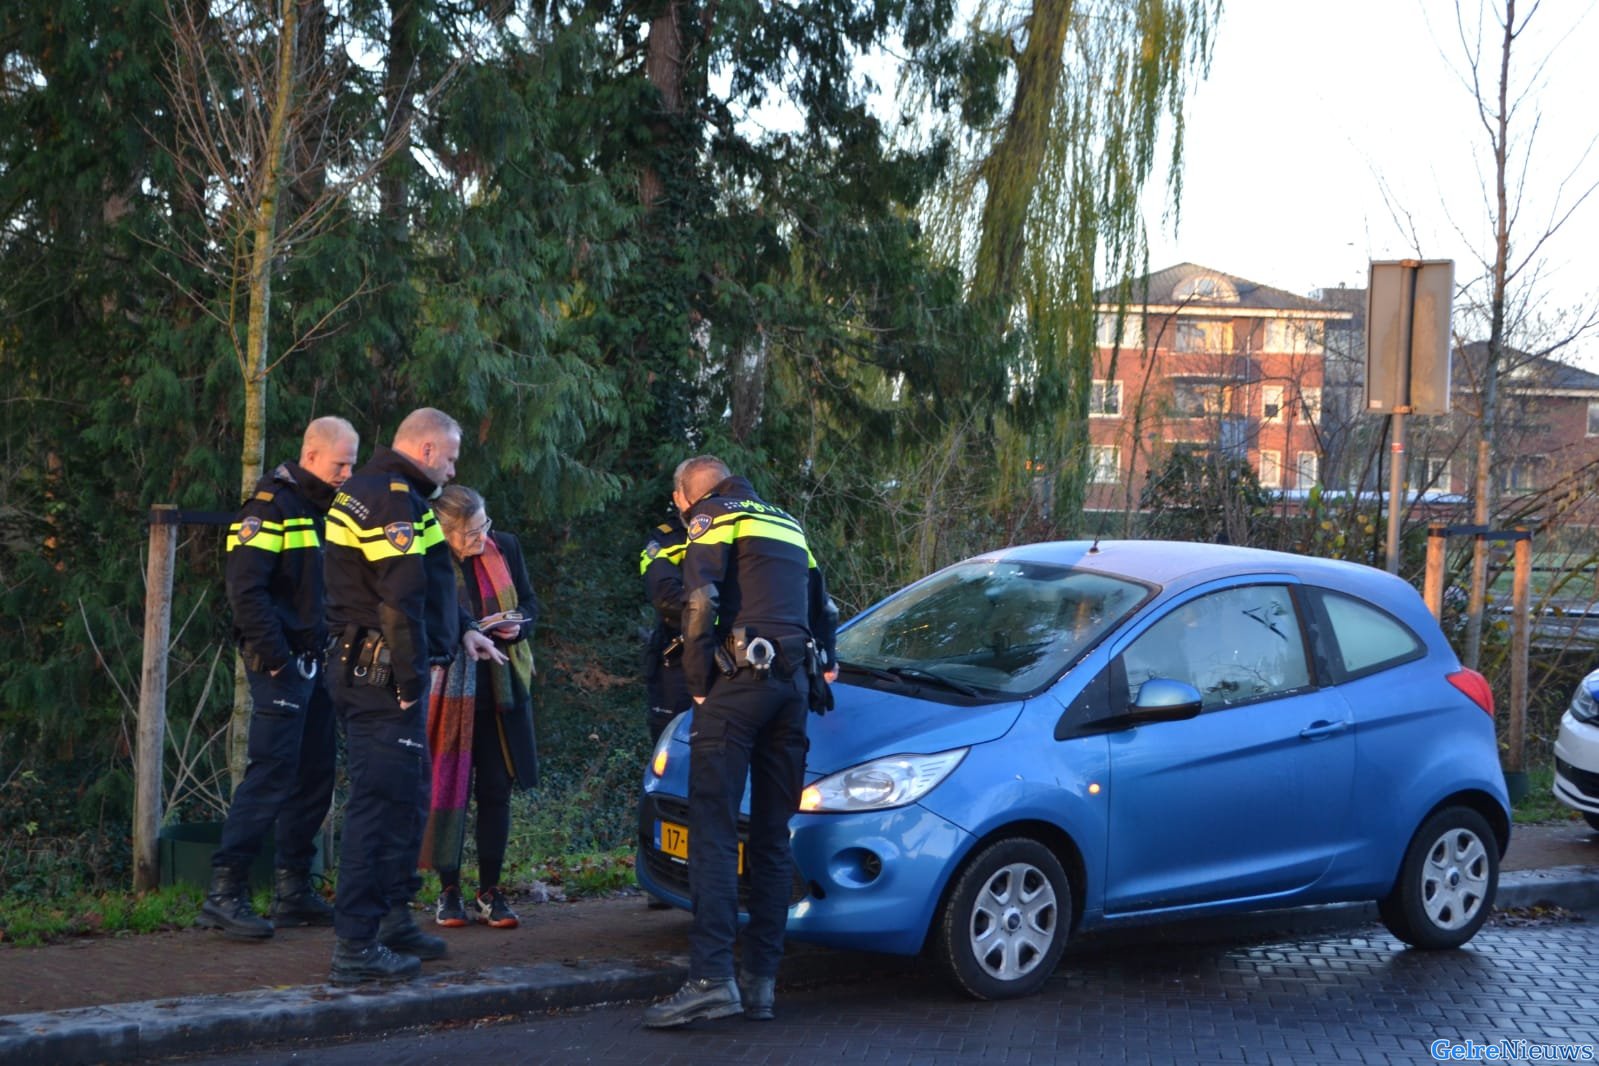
[1120,585,1311,711]
[1304,587,1425,682]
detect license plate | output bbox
[655,818,744,873]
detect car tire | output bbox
[1583,812,1599,832]
[934,837,1071,1000]
[1377,806,1498,949]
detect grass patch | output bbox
[0,884,204,947]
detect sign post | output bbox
[1365,259,1454,573]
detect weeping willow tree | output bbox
[910,0,1219,543]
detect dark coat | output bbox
[457,531,540,789]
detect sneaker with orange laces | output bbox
[474,886,519,929]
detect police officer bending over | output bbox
[639,508,691,743]
[201,416,358,940]
[643,455,838,1028]
[323,408,493,984]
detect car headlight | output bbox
[800,749,968,813]
[1572,673,1599,725]
[647,711,690,780]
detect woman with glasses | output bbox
[420,485,540,930]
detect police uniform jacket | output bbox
[225,461,338,674]
[324,445,464,704]
[641,512,688,631]
[679,476,837,699]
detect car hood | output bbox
[801,681,1027,776]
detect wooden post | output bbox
[1423,522,1446,620]
[1507,528,1530,775]
[134,505,179,892]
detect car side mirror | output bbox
[1122,678,1203,725]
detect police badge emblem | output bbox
[687,513,713,539]
[384,521,415,551]
[236,516,262,543]
[645,540,661,559]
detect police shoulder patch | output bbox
[645,540,661,559]
[252,490,275,502]
[237,516,262,543]
[687,513,713,539]
[656,522,673,534]
[389,479,409,493]
[384,522,415,551]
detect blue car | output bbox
[637,540,1510,1000]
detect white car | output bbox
[1553,667,1599,829]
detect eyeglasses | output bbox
[464,518,492,538]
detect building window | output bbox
[1500,458,1542,494]
[1171,381,1228,418]
[1264,319,1326,354]
[1095,314,1144,350]
[1089,379,1122,417]
[1089,445,1121,483]
[1172,274,1238,303]
[1296,451,1319,488]
[1262,385,1284,422]
[1258,449,1282,489]
[1298,386,1322,424]
[1588,400,1599,436]
[1410,457,1451,492]
[1175,320,1233,353]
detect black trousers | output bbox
[329,671,430,941]
[687,666,809,981]
[213,665,335,876]
[437,687,515,889]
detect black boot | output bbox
[739,970,776,1021]
[642,977,742,1028]
[197,867,274,940]
[329,938,421,985]
[377,902,447,960]
[270,868,335,927]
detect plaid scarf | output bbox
[418,536,533,872]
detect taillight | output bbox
[1447,668,1495,717]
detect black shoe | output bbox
[270,869,334,927]
[642,977,743,1028]
[329,938,422,985]
[197,868,274,940]
[740,971,776,1021]
[378,903,448,960]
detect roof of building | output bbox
[1457,340,1599,394]
[1098,263,1340,313]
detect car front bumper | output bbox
[635,791,972,957]
[1552,709,1599,815]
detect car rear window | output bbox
[1307,587,1426,682]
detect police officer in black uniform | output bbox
[201,417,359,940]
[643,455,838,1028]
[323,408,496,984]
[640,509,691,743]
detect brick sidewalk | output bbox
[0,821,1594,1018]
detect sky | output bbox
[1139,0,1599,364]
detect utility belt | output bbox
[329,626,393,689]
[714,627,813,682]
[242,641,325,680]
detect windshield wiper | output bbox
[840,661,988,698]
[880,665,985,698]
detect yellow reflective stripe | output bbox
[692,513,811,556]
[226,530,282,552]
[638,541,687,575]
[417,510,443,550]
[325,509,426,561]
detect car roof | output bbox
[977,539,1417,606]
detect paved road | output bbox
[178,911,1599,1065]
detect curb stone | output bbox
[0,867,1593,1066]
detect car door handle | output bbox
[1299,720,1349,739]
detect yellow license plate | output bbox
[655,819,743,873]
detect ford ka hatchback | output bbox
[637,541,1510,1000]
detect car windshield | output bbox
[836,559,1150,697]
